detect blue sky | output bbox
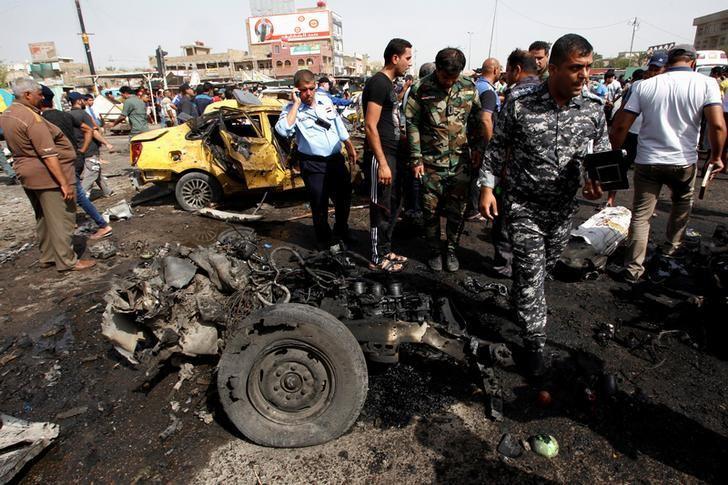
[0,0,719,70]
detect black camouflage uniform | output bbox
[479,81,610,350]
[490,75,543,276]
[405,74,484,257]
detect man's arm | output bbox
[478,101,513,219]
[479,90,498,143]
[79,121,93,154]
[405,86,424,177]
[609,110,638,149]
[275,96,299,137]
[364,101,392,184]
[42,155,74,201]
[704,104,727,175]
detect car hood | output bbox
[131,127,173,142]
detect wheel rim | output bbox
[180,178,212,208]
[247,339,335,425]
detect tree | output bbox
[610,57,632,69]
[0,62,9,87]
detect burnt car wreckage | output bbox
[101,228,513,447]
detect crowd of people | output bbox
[278,34,727,376]
[1,32,726,377]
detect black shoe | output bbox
[616,268,641,285]
[335,231,356,246]
[445,250,459,272]
[428,253,443,272]
[7,176,19,186]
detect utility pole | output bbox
[628,17,640,66]
[488,0,498,58]
[74,0,97,93]
[466,32,474,70]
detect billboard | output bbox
[247,11,331,44]
[28,42,57,62]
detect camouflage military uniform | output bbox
[479,82,610,349]
[405,73,484,253]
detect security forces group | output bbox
[277,33,620,377]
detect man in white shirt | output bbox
[604,70,622,125]
[610,44,726,283]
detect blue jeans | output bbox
[0,149,16,178]
[76,179,108,228]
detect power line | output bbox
[640,20,693,42]
[499,1,629,31]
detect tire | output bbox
[175,172,221,211]
[218,303,368,447]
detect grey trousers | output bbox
[80,157,112,196]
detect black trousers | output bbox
[299,153,352,246]
[364,148,402,264]
[492,188,512,270]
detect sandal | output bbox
[385,252,408,263]
[368,259,405,273]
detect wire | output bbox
[499,1,629,31]
[640,20,693,42]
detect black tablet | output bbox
[584,149,629,191]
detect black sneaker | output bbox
[428,253,443,272]
[445,250,459,272]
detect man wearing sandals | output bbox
[362,38,413,273]
[405,47,484,272]
[0,78,95,272]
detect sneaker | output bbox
[616,268,641,285]
[428,253,443,272]
[445,250,459,272]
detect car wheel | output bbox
[218,303,368,448]
[175,172,221,211]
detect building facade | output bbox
[149,42,274,83]
[245,3,348,77]
[693,9,728,51]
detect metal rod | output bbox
[74,0,97,93]
[488,0,498,58]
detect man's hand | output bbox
[413,164,424,179]
[291,89,302,105]
[707,158,725,179]
[582,179,603,200]
[378,161,392,185]
[61,183,75,202]
[479,187,498,220]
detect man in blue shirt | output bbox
[276,69,358,248]
[469,58,501,222]
[317,77,352,108]
[194,83,214,115]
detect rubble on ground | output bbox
[0,415,59,483]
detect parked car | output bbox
[129,92,304,211]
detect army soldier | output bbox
[405,47,484,272]
[479,34,609,376]
[275,69,358,248]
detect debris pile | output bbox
[101,228,354,369]
[558,205,631,278]
[0,415,59,483]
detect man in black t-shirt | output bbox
[69,92,112,197]
[362,38,413,272]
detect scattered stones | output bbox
[530,434,559,458]
[497,433,523,458]
[55,406,88,420]
[90,241,118,260]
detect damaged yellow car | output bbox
[129,91,303,211]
